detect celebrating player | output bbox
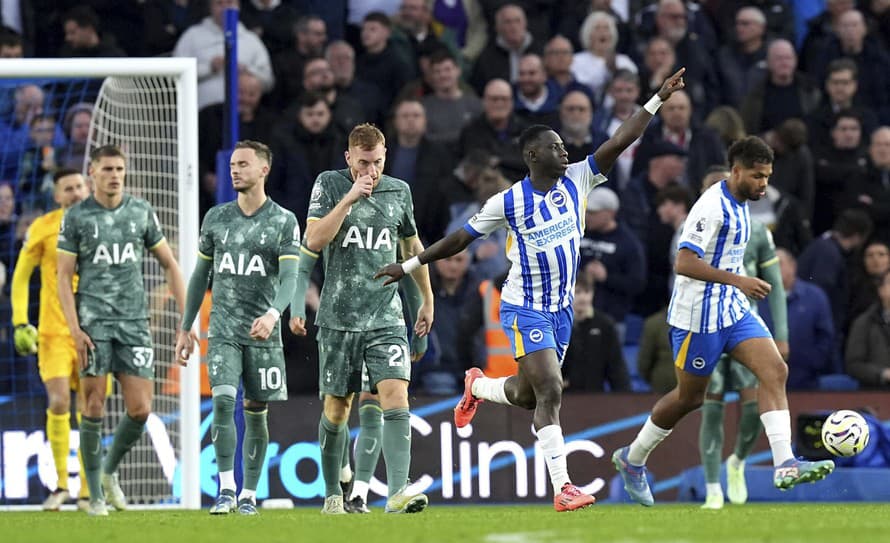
[175,140,299,516]
[57,145,187,516]
[12,168,90,511]
[376,69,688,512]
[289,123,434,514]
[612,137,834,507]
[696,168,789,509]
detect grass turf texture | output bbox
[3,504,888,543]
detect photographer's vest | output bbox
[479,280,518,377]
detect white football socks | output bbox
[537,425,570,493]
[219,470,236,494]
[238,489,256,503]
[760,410,794,466]
[349,480,370,502]
[627,417,672,465]
[471,376,512,405]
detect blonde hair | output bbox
[348,123,385,150]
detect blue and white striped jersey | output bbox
[668,180,752,333]
[464,156,607,312]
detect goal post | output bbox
[0,58,201,509]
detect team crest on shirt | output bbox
[548,189,567,208]
[695,217,707,232]
[692,357,706,369]
[529,329,544,343]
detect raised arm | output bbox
[593,68,686,174]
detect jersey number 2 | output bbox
[388,345,408,367]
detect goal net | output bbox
[0,59,200,509]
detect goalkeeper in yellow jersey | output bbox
[11,168,90,511]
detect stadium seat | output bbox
[623,314,644,345]
[817,374,860,391]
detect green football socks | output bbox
[355,400,383,484]
[734,401,762,460]
[382,408,411,498]
[80,416,104,502]
[319,415,347,497]
[103,414,145,475]
[699,400,725,484]
[242,407,269,493]
[212,393,237,473]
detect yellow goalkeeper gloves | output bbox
[14,324,38,355]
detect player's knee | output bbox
[513,392,537,410]
[127,405,151,422]
[678,391,705,412]
[243,400,267,412]
[47,393,70,414]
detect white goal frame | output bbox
[0,58,201,509]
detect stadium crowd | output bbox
[2,0,890,397]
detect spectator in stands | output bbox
[393,0,454,73]
[420,49,482,148]
[356,12,415,112]
[800,0,857,74]
[430,0,487,63]
[556,0,635,55]
[759,248,834,390]
[632,89,726,193]
[458,78,528,181]
[16,114,58,212]
[0,30,24,57]
[815,9,890,113]
[716,6,769,108]
[558,91,599,165]
[386,98,453,244]
[272,15,328,108]
[798,209,873,369]
[846,269,890,389]
[302,57,366,136]
[59,6,126,57]
[173,0,274,110]
[706,0,796,44]
[591,71,641,190]
[197,72,276,217]
[143,0,204,56]
[513,53,559,127]
[638,37,678,107]
[650,0,720,114]
[807,58,879,151]
[855,126,890,242]
[0,182,16,273]
[570,11,637,104]
[268,91,346,225]
[240,0,301,56]
[637,305,676,393]
[812,110,869,235]
[579,187,646,339]
[562,276,631,393]
[656,182,693,289]
[848,240,890,324]
[767,118,816,222]
[469,4,542,94]
[57,102,92,170]
[623,142,686,316]
[325,40,386,125]
[542,35,592,103]
[704,106,746,148]
[740,39,821,135]
[422,250,477,394]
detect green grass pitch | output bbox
[3,504,888,543]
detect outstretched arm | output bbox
[375,228,476,285]
[593,68,686,174]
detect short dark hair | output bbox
[90,144,125,163]
[519,124,553,154]
[63,6,100,31]
[610,69,640,89]
[298,90,329,109]
[834,208,872,239]
[294,14,324,34]
[428,48,458,67]
[234,140,273,167]
[363,11,391,28]
[727,136,773,168]
[655,183,693,211]
[827,57,858,79]
[53,167,82,184]
[832,108,861,128]
[0,29,22,49]
[29,114,55,127]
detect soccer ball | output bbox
[821,410,870,457]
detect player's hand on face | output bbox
[345,174,374,204]
[414,301,434,338]
[174,330,198,366]
[775,340,790,361]
[737,276,771,300]
[657,67,686,101]
[289,316,307,336]
[249,313,277,340]
[374,263,405,285]
[73,328,95,371]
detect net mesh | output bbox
[88,76,182,504]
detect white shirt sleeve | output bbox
[565,155,608,197]
[464,192,507,238]
[677,195,723,257]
